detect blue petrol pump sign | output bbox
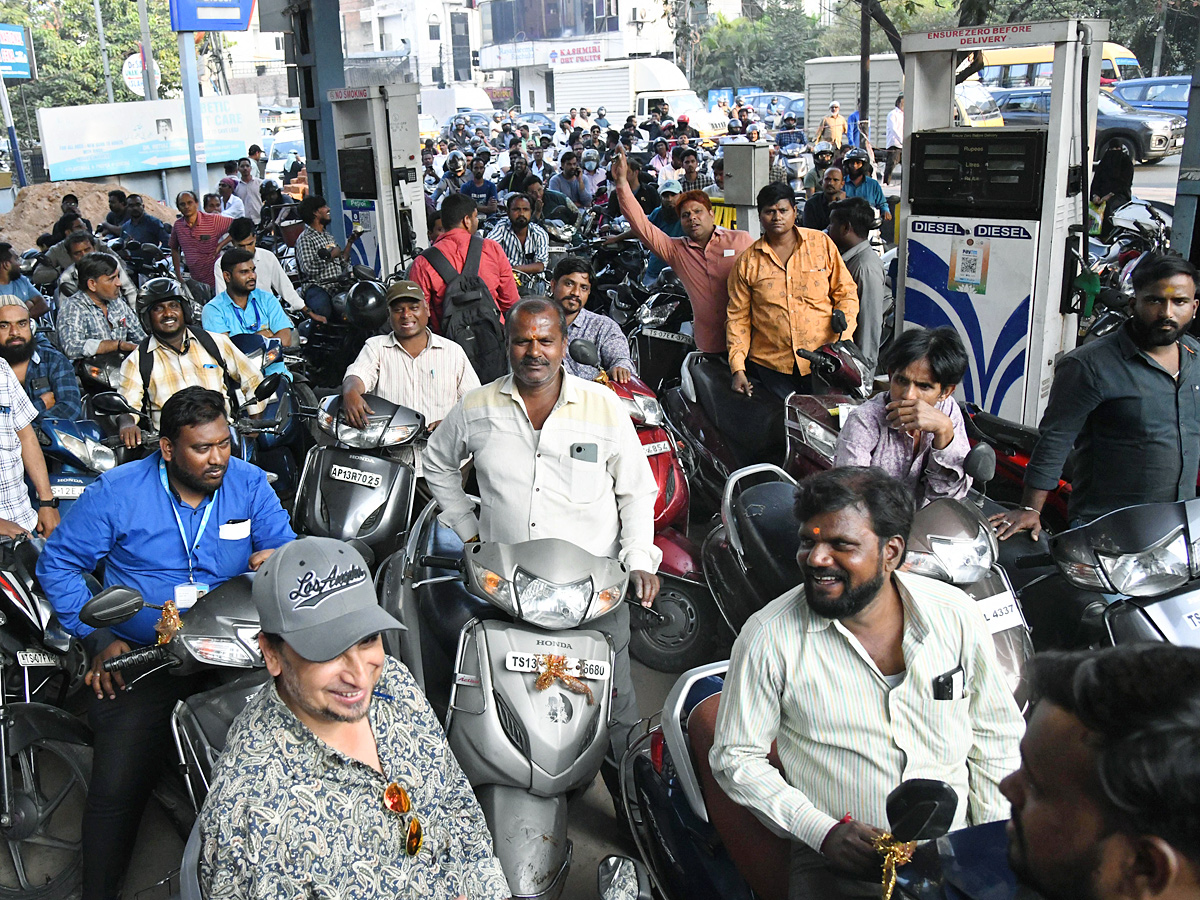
[169,0,254,32]
[0,24,32,79]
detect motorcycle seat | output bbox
[690,357,786,469]
[965,406,1039,457]
[732,481,803,601]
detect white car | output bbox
[265,128,305,181]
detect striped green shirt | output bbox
[710,570,1024,850]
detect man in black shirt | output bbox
[992,253,1200,540]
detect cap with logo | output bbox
[659,180,683,196]
[386,280,426,307]
[253,537,404,662]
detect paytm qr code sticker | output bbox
[949,236,990,294]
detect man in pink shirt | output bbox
[610,147,754,354]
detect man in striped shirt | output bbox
[711,466,1024,899]
[169,190,231,292]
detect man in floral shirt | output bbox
[199,538,509,900]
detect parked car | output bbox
[1111,76,1189,121]
[741,92,805,129]
[516,111,557,137]
[992,86,1185,163]
[439,110,494,141]
[264,128,305,181]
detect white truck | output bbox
[551,58,727,138]
[420,85,496,124]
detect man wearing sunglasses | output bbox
[199,537,510,900]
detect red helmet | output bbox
[677,114,689,124]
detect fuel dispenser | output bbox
[327,82,427,276]
[897,19,1106,425]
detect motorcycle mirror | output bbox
[79,586,145,628]
[831,309,848,335]
[352,264,377,281]
[91,391,136,417]
[963,442,996,485]
[254,373,283,401]
[597,856,652,900]
[124,240,142,253]
[886,779,959,843]
[569,338,601,368]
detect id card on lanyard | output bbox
[159,459,214,610]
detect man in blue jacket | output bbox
[37,386,294,900]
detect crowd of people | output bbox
[0,101,1194,900]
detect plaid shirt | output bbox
[564,307,635,380]
[679,173,714,192]
[488,220,549,270]
[24,335,84,428]
[117,330,266,429]
[0,359,38,530]
[296,225,343,286]
[56,293,146,359]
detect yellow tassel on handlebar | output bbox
[155,600,182,645]
[872,832,915,900]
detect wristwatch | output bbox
[38,498,59,509]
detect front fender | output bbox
[6,702,91,755]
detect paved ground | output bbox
[117,660,679,900]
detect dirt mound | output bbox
[0,181,177,251]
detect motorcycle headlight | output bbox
[58,432,117,473]
[905,524,996,584]
[181,635,256,667]
[637,300,679,327]
[621,394,664,427]
[1095,526,1190,597]
[513,569,594,629]
[795,416,838,458]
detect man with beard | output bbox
[120,194,172,247]
[200,538,509,900]
[203,249,294,378]
[116,278,266,447]
[992,254,1200,541]
[1001,645,1200,900]
[643,181,683,287]
[295,194,362,320]
[0,296,82,427]
[548,151,593,208]
[489,193,549,286]
[38,386,294,900]
[424,297,660,824]
[56,232,139,308]
[802,166,846,232]
[710,466,1024,900]
[553,257,634,382]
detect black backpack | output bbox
[421,234,508,382]
[138,326,244,422]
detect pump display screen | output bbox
[908,130,1046,219]
[339,148,378,200]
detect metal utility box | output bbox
[721,141,770,207]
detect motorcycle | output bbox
[0,538,94,897]
[625,287,696,394]
[39,416,118,514]
[568,340,720,672]
[299,262,390,390]
[380,508,625,900]
[292,393,425,564]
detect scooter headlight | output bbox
[621,394,664,427]
[57,432,117,473]
[637,300,679,327]
[513,569,594,629]
[1095,527,1190,597]
[792,414,838,458]
[904,524,996,584]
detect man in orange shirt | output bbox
[727,182,859,400]
[610,147,754,353]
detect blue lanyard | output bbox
[159,459,217,584]
[231,293,263,334]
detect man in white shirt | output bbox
[710,466,1023,899]
[341,281,479,474]
[213,218,306,315]
[217,178,246,219]
[884,95,904,186]
[423,297,660,816]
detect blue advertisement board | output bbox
[0,24,32,79]
[169,0,254,32]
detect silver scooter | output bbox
[380,500,629,900]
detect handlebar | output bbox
[795,347,837,375]
[1015,552,1054,569]
[103,644,174,671]
[419,555,466,571]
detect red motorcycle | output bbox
[569,339,722,672]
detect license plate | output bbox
[17,650,58,668]
[505,651,610,680]
[328,464,382,489]
[643,440,672,456]
[977,591,1023,635]
[642,328,695,345]
[51,483,86,499]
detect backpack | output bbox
[421,234,508,382]
[138,326,244,423]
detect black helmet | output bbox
[136,277,190,332]
[345,279,389,332]
[259,179,281,200]
[843,147,871,165]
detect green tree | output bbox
[693,1,824,93]
[5,0,182,141]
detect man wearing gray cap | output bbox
[199,537,510,900]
